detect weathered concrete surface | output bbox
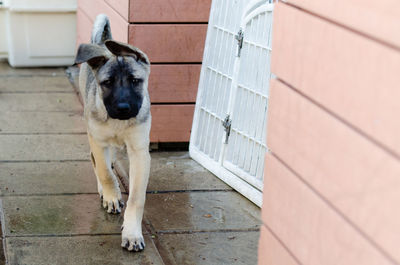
[0,64,65,77]
[0,111,85,133]
[0,76,74,92]
[144,192,260,232]
[0,162,97,196]
[0,219,4,265]
[148,152,231,191]
[6,235,164,265]
[2,195,129,236]
[156,231,260,265]
[0,93,82,112]
[0,134,89,161]
[0,62,261,265]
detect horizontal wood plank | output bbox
[258,225,299,265]
[286,0,400,49]
[149,65,200,103]
[150,104,194,142]
[76,8,93,46]
[78,0,128,42]
[272,3,400,156]
[129,0,211,22]
[128,25,207,63]
[262,153,393,265]
[105,0,129,21]
[267,79,400,263]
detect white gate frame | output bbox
[190,0,273,207]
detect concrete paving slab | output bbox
[0,76,74,92]
[156,231,259,265]
[0,134,89,161]
[2,194,131,236]
[0,62,66,77]
[0,111,85,134]
[0,93,82,112]
[0,219,4,265]
[6,235,163,265]
[0,162,97,196]
[148,152,231,191]
[144,191,261,232]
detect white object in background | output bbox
[4,0,77,67]
[0,2,8,59]
[190,0,274,207]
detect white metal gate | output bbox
[189,0,273,207]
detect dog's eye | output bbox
[101,79,112,86]
[128,75,140,84]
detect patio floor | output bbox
[0,61,261,265]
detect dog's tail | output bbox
[91,14,112,45]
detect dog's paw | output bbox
[121,227,145,252]
[101,189,124,214]
[97,183,103,198]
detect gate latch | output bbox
[222,115,232,144]
[235,29,244,57]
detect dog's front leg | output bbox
[88,133,123,214]
[121,146,150,252]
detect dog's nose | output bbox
[117,103,131,113]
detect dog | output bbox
[75,14,151,252]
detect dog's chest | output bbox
[88,119,130,147]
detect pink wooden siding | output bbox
[76,0,209,142]
[259,2,400,264]
[149,65,200,103]
[128,25,207,63]
[262,154,392,265]
[77,0,128,43]
[258,226,298,265]
[129,0,211,23]
[105,0,129,21]
[151,105,194,142]
[287,0,400,49]
[271,4,400,156]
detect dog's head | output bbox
[75,40,150,120]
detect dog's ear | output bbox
[105,40,150,65]
[75,44,109,69]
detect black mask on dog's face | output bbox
[74,40,150,120]
[99,56,144,120]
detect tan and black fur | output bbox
[75,14,151,252]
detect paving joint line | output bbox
[146,189,234,194]
[3,110,83,113]
[0,74,67,78]
[0,160,91,163]
[0,91,75,94]
[155,228,260,235]
[0,132,87,136]
[4,233,122,238]
[0,200,8,264]
[143,219,174,265]
[0,190,234,197]
[0,192,100,197]
[115,169,234,195]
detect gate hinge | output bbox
[222,115,232,144]
[235,29,244,57]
